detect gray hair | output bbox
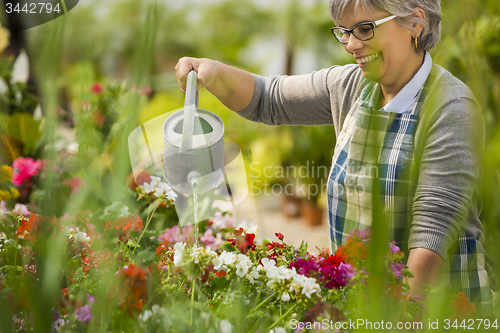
[329,0,441,52]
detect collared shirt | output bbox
[368,52,433,114]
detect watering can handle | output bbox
[180,70,199,152]
[185,70,199,108]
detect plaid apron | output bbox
[327,79,493,316]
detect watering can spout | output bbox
[179,70,199,152]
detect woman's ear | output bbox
[412,7,426,38]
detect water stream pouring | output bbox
[163,70,225,195]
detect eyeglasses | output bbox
[331,15,397,44]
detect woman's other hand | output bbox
[174,57,255,112]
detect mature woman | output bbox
[175,0,493,315]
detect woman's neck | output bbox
[380,53,425,107]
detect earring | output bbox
[414,37,418,49]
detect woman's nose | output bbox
[343,33,364,54]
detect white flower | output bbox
[222,252,237,266]
[301,278,321,299]
[267,265,293,281]
[213,256,224,270]
[236,220,259,237]
[139,176,177,201]
[190,246,204,264]
[139,310,152,322]
[190,246,216,264]
[280,292,291,302]
[270,327,286,333]
[209,212,234,229]
[100,201,129,220]
[259,258,276,272]
[235,260,250,277]
[219,319,233,333]
[173,242,187,266]
[75,229,90,243]
[246,266,260,284]
[52,318,66,332]
[140,182,155,194]
[0,201,10,216]
[149,176,161,187]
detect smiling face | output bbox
[337,8,423,95]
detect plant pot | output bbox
[301,201,324,226]
[280,193,302,218]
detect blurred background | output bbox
[0,0,499,252]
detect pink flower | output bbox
[391,262,404,279]
[200,229,224,250]
[75,305,92,324]
[200,228,215,244]
[12,157,42,186]
[158,225,193,243]
[12,204,30,217]
[90,82,103,94]
[389,241,400,254]
[63,177,82,194]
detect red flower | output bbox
[320,255,343,268]
[215,270,227,278]
[16,217,32,239]
[275,232,284,241]
[90,82,103,94]
[155,239,172,257]
[127,171,151,190]
[81,253,99,275]
[227,228,256,254]
[119,264,148,315]
[16,214,57,242]
[105,215,143,234]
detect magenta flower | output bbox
[86,293,95,303]
[12,157,42,186]
[291,257,356,290]
[391,262,405,279]
[389,241,400,254]
[75,305,92,324]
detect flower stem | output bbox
[267,303,297,331]
[190,278,196,325]
[133,204,157,254]
[251,293,274,313]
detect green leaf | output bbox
[132,249,155,264]
[0,134,23,165]
[0,113,8,135]
[7,112,40,155]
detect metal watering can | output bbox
[163,71,225,194]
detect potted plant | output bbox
[281,126,335,226]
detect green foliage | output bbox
[7,113,40,155]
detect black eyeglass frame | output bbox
[330,15,397,44]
